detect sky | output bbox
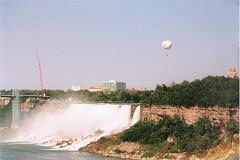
[0,0,239,90]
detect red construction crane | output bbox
[36,50,45,96]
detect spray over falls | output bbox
[13,104,141,151]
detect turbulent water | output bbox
[1,142,121,160]
[9,104,141,151]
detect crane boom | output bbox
[36,50,44,96]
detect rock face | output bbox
[141,105,239,124]
[114,142,141,153]
[21,100,72,112]
[81,137,158,160]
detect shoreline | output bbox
[81,134,239,160]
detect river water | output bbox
[0,142,121,160]
[0,104,141,159]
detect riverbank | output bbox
[81,132,239,160]
[81,104,239,160]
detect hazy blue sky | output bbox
[0,0,238,90]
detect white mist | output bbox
[13,104,140,151]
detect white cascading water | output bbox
[13,104,141,151]
[130,106,141,126]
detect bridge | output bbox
[0,90,50,128]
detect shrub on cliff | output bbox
[119,116,221,155]
[119,116,185,146]
[119,120,155,144]
[226,119,239,138]
[176,117,220,153]
[0,102,12,127]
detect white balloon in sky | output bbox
[162,40,172,49]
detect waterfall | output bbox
[12,104,141,151]
[130,105,141,126]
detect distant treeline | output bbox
[150,76,239,107]
[1,76,239,107]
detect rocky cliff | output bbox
[82,105,239,160]
[141,105,239,124]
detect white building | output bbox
[71,85,83,91]
[88,86,103,92]
[101,80,126,91]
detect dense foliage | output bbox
[0,102,12,127]
[226,119,239,138]
[119,116,221,154]
[151,76,239,107]
[1,76,238,107]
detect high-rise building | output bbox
[101,80,126,91]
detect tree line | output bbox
[1,76,238,107]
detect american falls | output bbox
[12,104,141,151]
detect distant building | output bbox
[141,86,148,91]
[0,97,10,108]
[227,68,238,78]
[71,85,84,91]
[101,80,126,91]
[88,86,103,92]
